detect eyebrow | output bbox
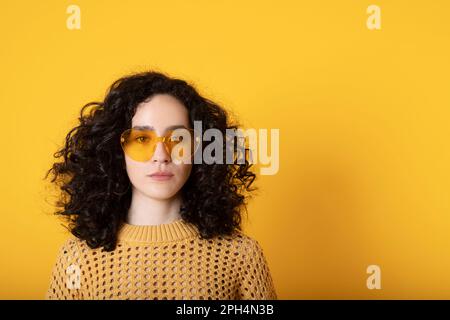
[132,125,188,132]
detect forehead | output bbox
[131,94,190,133]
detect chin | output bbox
[144,188,179,200]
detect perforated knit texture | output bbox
[45,219,277,300]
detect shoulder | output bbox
[59,234,87,250]
[216,229,266,257]
[54,235,89,262]
[234,229,264,247]
[60,235,82,249]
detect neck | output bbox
[126,187,183,226]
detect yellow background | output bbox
[1,0,449,299]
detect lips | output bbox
[148,172,174,177]
[148,172,173,180]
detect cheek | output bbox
[124,158,147,183]
[176,164,192,181]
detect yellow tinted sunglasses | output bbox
[120,128,201,163]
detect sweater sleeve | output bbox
[45,236,85,300]
[236,238,278,300]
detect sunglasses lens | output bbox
[121,129,157,162]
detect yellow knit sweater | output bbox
[45,218,277,300]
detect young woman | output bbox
[44,71,277,300]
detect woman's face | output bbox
[124,94,193,200]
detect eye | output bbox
[170,135,184,142]
[135,136,150,143]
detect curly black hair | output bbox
[44,70,257,252]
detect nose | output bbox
[152,141,171,163]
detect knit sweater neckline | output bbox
[117,218,199,242]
